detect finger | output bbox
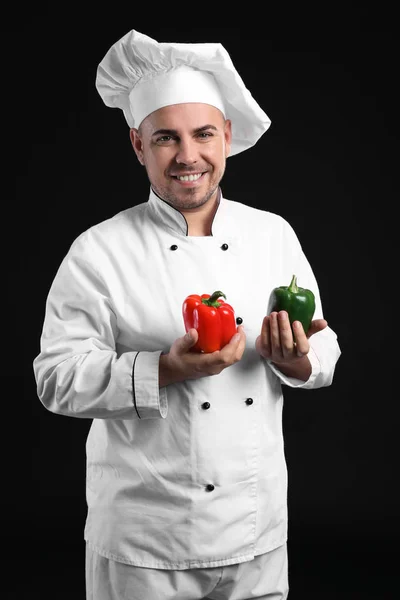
[222,326,242,348]
[263,316,272,357]
[227,325,246,356]
[292,321,309,356]
[256,316,271,359]
[235,325,247,358]
[269,312,283,360]
[261,316,269,350]
[278,311,295,358]
[213,325,245,364]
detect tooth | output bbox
[178,173,201,181]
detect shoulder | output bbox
[70,203,147,251]
[222,196,294,235]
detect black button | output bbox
[236,317,243,325]
[201,402,211,410]
[206,484,215,492]
[221,243,229,250]
[170,244,178,251]
[245,398,253,405]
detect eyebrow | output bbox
[151,124,218,137]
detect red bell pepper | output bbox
[182,290,238,353]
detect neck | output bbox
[181,190,220,237]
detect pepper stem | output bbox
[202,291,226,308]
[288,274,298,293]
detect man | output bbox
[33,29,341,599]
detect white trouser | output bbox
[85,542,289,600]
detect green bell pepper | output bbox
[270,274,315,335]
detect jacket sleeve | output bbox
[33,235,167,420]
[266,217,341,389]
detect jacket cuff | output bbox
[267,346,321,388]
[132,351,168,419]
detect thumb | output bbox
[306,319,328,338]
[182,328,198,349]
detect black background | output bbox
[12,11,398,600]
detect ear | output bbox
[129,128,145,165]
[224,119,232,158]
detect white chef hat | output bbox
[95,29,271,156]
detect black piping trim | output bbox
[151,186,221,237]
[131,352,141,419]
[151,187,189,236]
[210,187,221,237]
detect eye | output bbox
[198,132,213,138]
[157,135,174,143]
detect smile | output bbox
[172,173,204,182]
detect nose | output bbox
[175,137,198,165]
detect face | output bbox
[130,103,232,211]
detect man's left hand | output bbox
[255,310,327,368]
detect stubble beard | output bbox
[152,165,225,211]
[162,186,218,210]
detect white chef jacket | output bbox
[33,187,341,570]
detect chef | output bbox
[33,28,341,600]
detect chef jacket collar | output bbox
[148,186,234,238]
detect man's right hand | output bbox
[159,326,246,388]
